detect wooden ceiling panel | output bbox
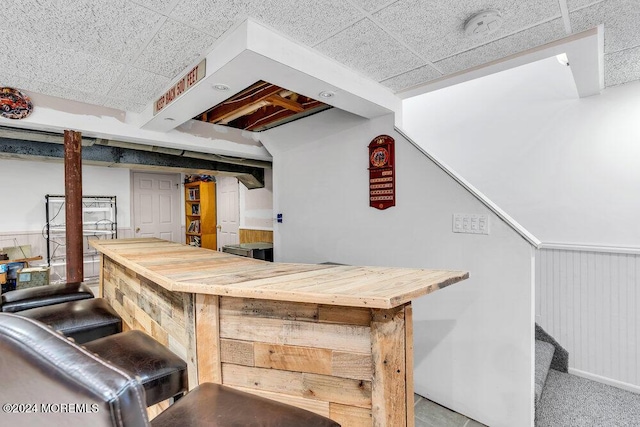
[195,81,331,132]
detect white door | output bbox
[216,176,240,250]
[132,172,181,242]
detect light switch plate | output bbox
[453,213,489,235]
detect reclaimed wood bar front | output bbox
[91,238,468,426]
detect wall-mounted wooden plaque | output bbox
[368,135,395,210]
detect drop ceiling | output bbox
[0,0,637,119]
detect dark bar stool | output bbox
[17,298,122,344]
[0,313,341,427]
[151,383,341,427]
[85,330,188,407]
[9,286,187,407]
[1,282,94,313]
[15,299,187,406]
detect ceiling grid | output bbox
[0,0,636,116]
[558,0,574,34]
[342,0,445,75]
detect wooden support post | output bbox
[196,294,222,384]
[64,130,83,283]
[371,305,407,426]
[98,254,104,298]
[405,304,415,427]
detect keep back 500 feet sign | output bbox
[368,135,395,210]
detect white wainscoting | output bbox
[536,245,640,392]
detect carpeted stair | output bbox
[535,325,640,426]
[535,340,554,407]
[535,323,569,372]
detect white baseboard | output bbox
[568,368,640,394]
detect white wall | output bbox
[262,110,535,427]
[403,57,640,248]
[536,246,640,393]
[239,167,273,230]
[0,158,131,232]
[0,157,132,281]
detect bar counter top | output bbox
[90,238,468,309]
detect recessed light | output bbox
[556,53,570,66]
[164,117,175,121]
[319,90,335,99]
[464,10,503,38]
[213,84,230,91]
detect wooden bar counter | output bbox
[91,238,468,426]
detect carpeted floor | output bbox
[536,369,640,427]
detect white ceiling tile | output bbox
[50,91,134,113]
[112,67,171,103]
[134,19,216,78]
[346,0,393,13]
[78,92,113,106]
[316,18,424,81]
[26,82,87,102]
[380,65,442,92]
[25,89,140,113]
[435,19,566,74]
[604,46,640,86]
[101,97,148,113]
[170,0,246,37]
[0,39,126,95]
[0,73,114,107]
[1,0,164,64]
[566,0,604,12]
[0,1,59,39]
[171,0,363,45]
[130,0,177,14]
[570,0,640,53]
[2,0,638,107]
[8,75,147,112]
[373,0,562,61]
[0,74,34,92]
[83,94,147,113]
[253,0,364,46]
[59,0,164,63]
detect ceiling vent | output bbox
[464,10,503,38]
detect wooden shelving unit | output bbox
[185,181,216,250]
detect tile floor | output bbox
[414,394,487,427]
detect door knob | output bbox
[216,225,222,230]
[136,227,140,233]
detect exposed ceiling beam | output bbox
[240,105,298,131]
[218,100,270,125]
[0,125,272,169]
[265,94,304,113]
[204,83,283,123]
[0,136,266,189]
[237,100,329,131]
[196,77,332,131]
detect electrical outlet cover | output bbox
[453,213,489,235]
